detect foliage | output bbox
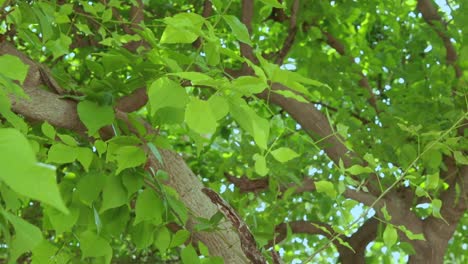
[0,0,466,263]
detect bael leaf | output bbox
[79,230,112,264]
[100,175,127,212]
[148,77,189,115]
[397,225,425,241]
[383,225,398,248]
[4,212,43,263]
[208,95,229,121]
[231,76,268,96]
[346,165,373,175]
[315,180,337,198]
[253,154,269,176]
[47,143,77,164]
[134,189,164,225]
[154,227,171,253]
[259,0,283,8]
[271,147,299,163]
[425,172,439,190]
[453,151,468,165]
[0,55,29,84]
[107,145,147,174]
[223,15,252,45]
[41,121,56,139]
[0,128,68,213]
[170,230,191,248]
[161,13,205,44]
[77,100,115,136]
[229,98,270,150]
[185,97,218,134]
[181,245,200,264]
[431,199,443,219]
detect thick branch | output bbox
[240,0,257,66]
[338,218,379,264]
[417,0,462,78]
[274,0,300,65]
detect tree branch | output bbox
[274,0,300,65]
[240,0,257,66]
[417,0,462,78]
[225,173,380,208]
[322,31,379,112]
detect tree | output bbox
[0,0,466,263]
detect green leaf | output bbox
[421,148,442,171]
[254,154,269,176]
[204,40,220,66]
[185,97,218,134]
[107,145,147,174]
[31,241,71,264]
[346,165,373,175]
[170,229,191,248]
[44,206,79,235]
[77,100,115,136]
[79,230,112,264]
[400,242,416,255]
[432,199,442,219]
[47,143,77,164]
[223,15,252,45]
[45,34,72,60]
[57,133,78,146]
[0,128,68,213]
[101,8,112,22]
[425,172,439,190]
[381,204,392,221]
[4,212,43,263]
[231,76,268,96]
[121,171,144,197]
[229,98,270,150]
[259,0,283,8]
[154,227,171,253]
[76,171,106,206]
[131,222,155,249]
[94,140,107,156]
[0,94,28,132]
[271,147,299,163]
[134,189,164,225]
[181,245,200,264]
[76,147,94,171]
[100,175,127,212]
[315,180,337,198]
[397,225,425,241]
[93,205,103,234]
[383,225,398,248]
[167,194,188,224]
[454,151,468,165]
[41,121,56,139]
[148,77,189,115]
[208,95,229,121]
[161,13,205,44]
[0,55,29,84]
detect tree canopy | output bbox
[0,0,467,263]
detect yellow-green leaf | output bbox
[271,147,299,163]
